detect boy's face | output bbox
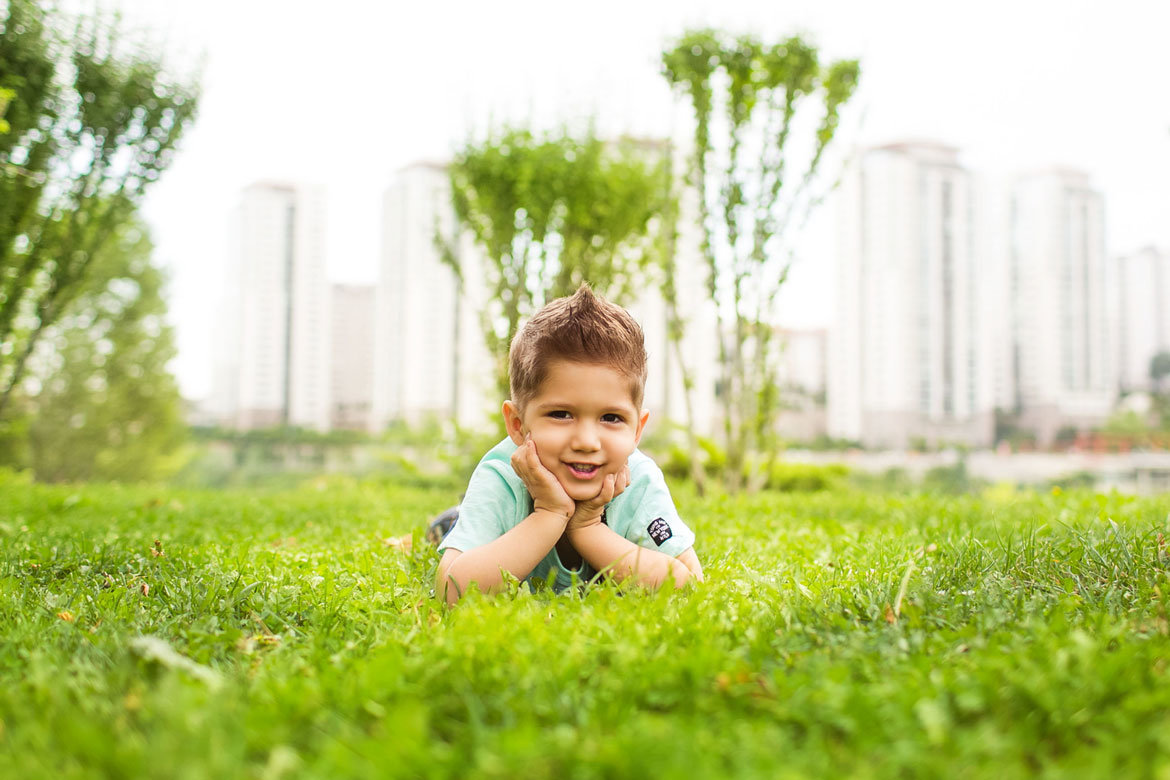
[503,360,649,502]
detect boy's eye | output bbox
[548,410,571,420]
[601,413,625,424]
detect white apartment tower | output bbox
[330,284,376,431]
[1115,246,1170,392]
[229,182,330,430]
[373,163,495,431]
[1008,169,1112,442]
[829,141,993,448]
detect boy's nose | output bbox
[570,423,601,451]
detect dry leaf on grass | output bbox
[383,535,413,551]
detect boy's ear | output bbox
[634,409,650,445]
[502,400,526,445]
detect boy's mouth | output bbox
[565,462,602,479]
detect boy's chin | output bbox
[564,484,601,501]
[562,473,617,502]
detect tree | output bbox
[0,0,199,421]
[662,30,859,488]
[447,126,673,400]
[11,217,187,482]
[1151,350,1170,392]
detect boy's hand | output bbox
[567,464,630,532]
[510,437,574,521]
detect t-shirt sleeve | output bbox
[438,461,516,554]
[618,460,696,559]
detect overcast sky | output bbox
[107,0,1170,399]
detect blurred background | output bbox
[2,0,1168,494]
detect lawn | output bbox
[2,469,1169,779]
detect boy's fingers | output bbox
[600,473,615,503]
[610,467,628,499]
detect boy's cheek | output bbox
[536,452,563,476]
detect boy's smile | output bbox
[504,360,649,502]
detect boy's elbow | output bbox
[672,549,704,587]
[435,550,466,605]
[666,557,701,589]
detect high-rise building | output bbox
[330,284,376,431]
[828,141,993,448]
[226,182,330,430]
[776,328,827,396]
[1115,246,1170,392]
[372,163,495,432]
[1008,169,1113,442]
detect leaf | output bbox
[129,636,222,689]
[383,535,413,552]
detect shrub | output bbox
[765,461,850,492]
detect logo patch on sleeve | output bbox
[647,517,673,546]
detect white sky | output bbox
[107,0,1170,399]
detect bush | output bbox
[764,461,850,492]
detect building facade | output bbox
[1114,246,1170,393]
[372,163,496,432]
[330,284,376,431]
[221,182,331,430]
[828,141,993,448]
[1008,169,1113,442]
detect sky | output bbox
[105,0,1170,400]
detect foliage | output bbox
[447,126,672,398]
[652,145,708,495]
[172,420,492,492]
[662,30,859,489]
[2,478,1170,776]
[922,458,984,495]
[0,85,13,133]
[0,0,199,419]
[5,218,187,482]
[1102,409,1151,437]
[764,460,849,491]
[1150,350,1170,388]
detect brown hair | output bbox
[508,284,647,410]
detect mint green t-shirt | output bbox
[438,438,696,592]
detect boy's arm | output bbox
[565,461,702,590]
[435,508,569,605]
[567,521,703,589]
[436,438,575,605]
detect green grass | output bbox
[2,469,1170,779]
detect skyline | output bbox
[105,0,1170,399]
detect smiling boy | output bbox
[434,285,703,604]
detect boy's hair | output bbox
[509,284,647,410]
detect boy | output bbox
[435,284,703,604]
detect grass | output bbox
[2,468,1170,778]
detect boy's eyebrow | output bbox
[532,399,637,413]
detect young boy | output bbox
[434,284,703,604]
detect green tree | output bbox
[0,0,199,421]
[662,30,859,488]
[447,126,673,401]
[16,217,187,482]
[1151,350,1170,392]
